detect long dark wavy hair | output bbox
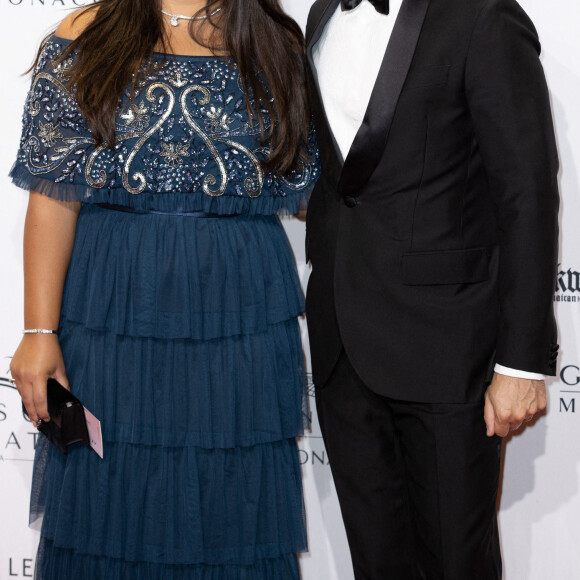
[36,0,309,175]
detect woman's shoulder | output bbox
[54,6,97,41]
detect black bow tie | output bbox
[341,0,390,15]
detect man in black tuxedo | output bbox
[304,0,559,577]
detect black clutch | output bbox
[23,378,90,454]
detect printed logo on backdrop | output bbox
[3,557,34,578]
[0,357,38,464]
[7,0,95,6]
[554,265,580,303]
[558,363,580,414]
[298,373,330,468]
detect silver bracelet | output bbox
[23,329,59,335]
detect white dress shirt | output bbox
[313,0,402,160]
[312,0,544,381]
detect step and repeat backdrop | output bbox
[1,1,579,578]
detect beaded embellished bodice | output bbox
[11,36,319,214]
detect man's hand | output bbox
[484,373,547,437]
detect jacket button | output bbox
[344,196,358,208]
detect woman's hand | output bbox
[10,334,70,424]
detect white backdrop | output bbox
[1,1,579,578]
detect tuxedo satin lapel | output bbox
[307,0,339,48]
[338,0,431,196]
[306,0,344,184]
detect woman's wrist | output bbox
[23,328,59,335]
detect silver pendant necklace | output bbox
[161,6,222,27]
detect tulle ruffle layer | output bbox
[57,319,309,449]
[36,537,300,580]
[32,437,306,566]
[60,204,305,340]
[10,164,309,217]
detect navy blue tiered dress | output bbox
[10,36,318,579]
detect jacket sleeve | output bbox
[465,0,560,375]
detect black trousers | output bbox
[315,350,502,580]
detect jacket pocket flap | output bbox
[402,247,490,285]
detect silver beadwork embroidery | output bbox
[52,56,74,80]
[205,106,234,134]
[160,142,190,167]
[85,144,109,188]
[169,71,188,88]
[38,121,63,147]
[181,85,228,197]
[120,101,151,132]
[18,40,318,203]
[122,82,175,194]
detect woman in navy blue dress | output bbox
[9,1,318,578]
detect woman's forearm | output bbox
[23,191,82,329]
[11,192,81,422]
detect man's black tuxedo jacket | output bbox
[305,0,560,402]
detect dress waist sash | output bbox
[95,203,239,218]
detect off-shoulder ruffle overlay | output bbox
[9,163,312,216]
[9,36,319,216]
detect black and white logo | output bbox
[558,363,580,414]
[298,373,330,467]
[0,357,37,464]
[554,265,580,303]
